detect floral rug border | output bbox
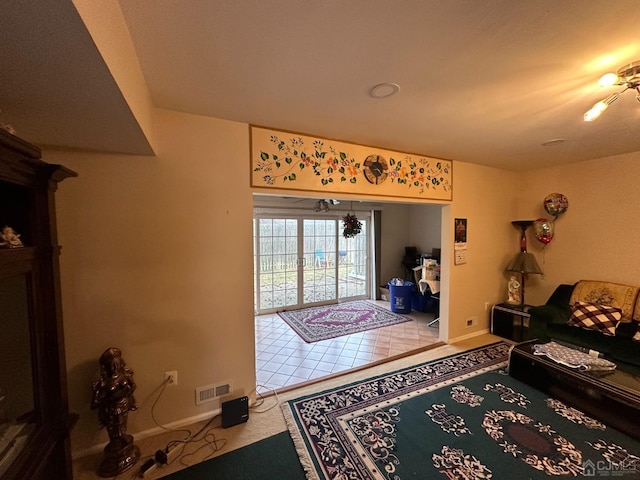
[282,342,512,479]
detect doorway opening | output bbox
[252,196,444,395]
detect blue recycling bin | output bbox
[412,293,431,312]
[388,281,414,313]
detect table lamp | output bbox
[505,220,543,305]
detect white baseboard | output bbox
[448,328,490,344]
[72,407,222,460]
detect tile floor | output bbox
[255,300,440,395]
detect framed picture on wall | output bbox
[454,218,467,265]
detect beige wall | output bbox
[48,109,254,453]
[379,203,411,283]
[521,151,640,306]
[46,107,535,454]
[73,0,156,153]
[445,162,521,341]
[408,204,442,257]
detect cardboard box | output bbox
[379,286,390,301]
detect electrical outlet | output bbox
[466,317,477,327]
[164,370,178,386]
[485,302,490,311]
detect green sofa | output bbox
[526,281,640,374]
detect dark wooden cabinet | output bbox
[0,129,77,479]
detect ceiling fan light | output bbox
[314,199,330,212]
[583,93,619,122]
[584,61,640,121]
[616,61,640,85]
[584,102,607,121]
[598,72,619,87]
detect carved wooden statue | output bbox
[91,347,140,477]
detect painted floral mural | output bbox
[251,127,452,201]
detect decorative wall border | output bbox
[250,126,453,201]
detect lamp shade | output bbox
[506,252,543,275]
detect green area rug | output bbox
[160,431,304,479]
[283,341,640,479]
[277,300,411,343]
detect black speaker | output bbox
[221,396,249,428]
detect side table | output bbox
[490,303,531,341]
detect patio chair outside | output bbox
[315,248,328,267]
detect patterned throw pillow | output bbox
[568,301,622,336]
[570,280,638,322]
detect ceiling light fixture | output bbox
[541,138,565,147]
[584,60,640,122]
[370,83,400,99]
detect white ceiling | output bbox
[1,1,640,171]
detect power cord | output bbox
[138,377,194,477]
[250,385,281,413]
[140,380,285,476]
[150,377,192,439]
[176,423,227,467]
[163,412,220,463]
[141,402,227,474]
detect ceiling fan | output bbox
[314,199,340,212]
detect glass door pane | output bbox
[302,219,337,305]
[338,218,368,300]
[255,218,299,312]
[0,274,36,475]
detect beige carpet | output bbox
[72,333,507,479]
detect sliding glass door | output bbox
[254,213,369,314]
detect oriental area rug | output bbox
[283,342,640,479]
[278,300,411,343]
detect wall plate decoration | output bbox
[250,126,453,201]
[363,154,389,185]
